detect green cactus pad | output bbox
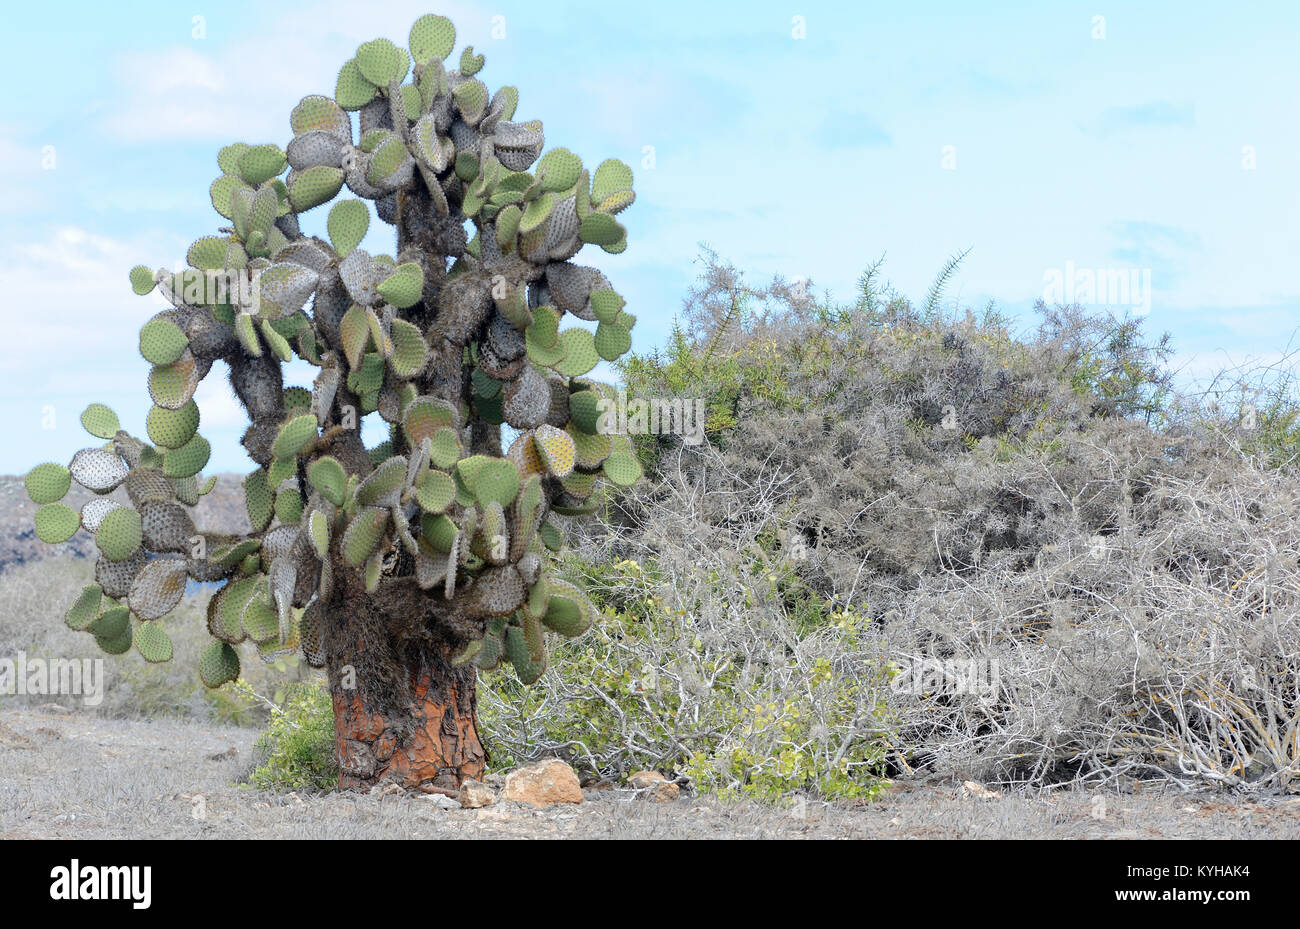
[237,145,287,186]
[146,401,199,449]
[594,321,632,361]
[518,192,556,235]
[291,95,351,140]
[243,469,275,532]
[399,84,423,122]
[335,58,377,110]
[240,587,280,643]
[588,288,625,323]
[267,456,296,490]
[469,458,519,508]
[208,175,248,220]
[308,509,330,559]
[211,575,258,643]
[384,319,426,376]
[283,386,312,413]
[537,148,582,193]
[63,584,104,632]
[602,448,643,487]
[453,80,489,124]
[187,235,230,271]
[339,305,370,370]
[328,199,370,257]
[217,143,250,175]
[80,403,121,440]
[367,135,414,188]
[403,396,458,446]
[86,603,130,639]
[595,188,636,215]
[34,503,79,544]
[356,38,407,85]
[289,165,345,212]
[528,305,561,347]
[274,488,304,525]
[567,390,603,434]
[579,211,625,248]
[416,469,456,513]
[554,328,599,376]
[495,86,519,121]
[421,513,458,553]
[259,318,293,362]
[459,45,485,76]
[130,265,158,295]
[409,13,456,63]
[199,641,241,688]
[418,426,455,469]
[591,158,634,203]
[504,625,546,683]
[234,312,262,356]
[148,351,200,410]
[343,506,389,567]
[162,434,211,479]
[495,204,523,249]
[139,317,190,366]
[134,622,174,663]
[96,507,143,561]
[376,262,424,309]
[356,455,406,506]
[307,456,348,506]
[272,414,319,459]
[25,463,71,505]
[542,578,594,636]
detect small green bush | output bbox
[242,679,338,792]
[480,557,897,801]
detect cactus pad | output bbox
[134,622,174,663]
[25,463,71,505]
[199,641,241,688]
[129,558,188,620]
[35,504,80,544]
[307,456,348,506]
[69,448,129,494]
[80,403,121,440]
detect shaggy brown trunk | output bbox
[323,570,487,793]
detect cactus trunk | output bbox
[324,576,487,792]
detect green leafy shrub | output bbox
[242,679,338,792]
[480,556,896,800]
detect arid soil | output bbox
[2,706,1298,839]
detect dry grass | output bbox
[3,706,1296,839]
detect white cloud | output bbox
[101,0,485,142]
[0,130,50,213]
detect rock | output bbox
[459,779,496,809]
[628,770,679,802]
[501,759,583,807]
[483,772,507,789]
[422,793,461,811]
[960,780,1000,800]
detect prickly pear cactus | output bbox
[24,12,642,691]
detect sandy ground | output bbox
[3,705,1299,839]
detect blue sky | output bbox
[3,0,1298,473]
